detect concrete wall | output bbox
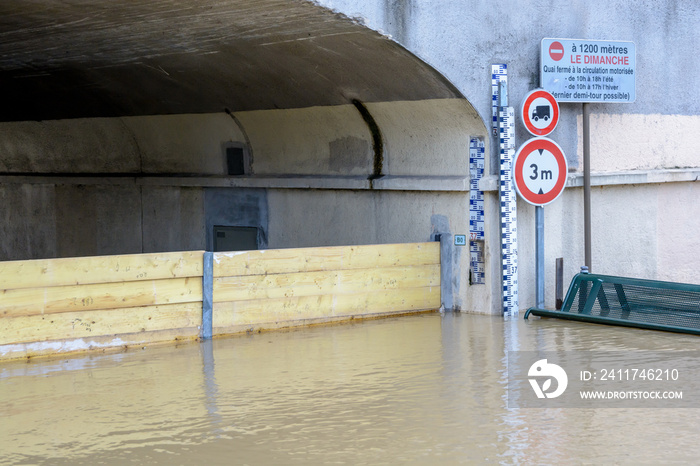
[577,113,699,172]
[316,0,700,312]
[0,184,143,260]
[237,105,373,176]
[236,99,481,178]
[0,114,228,260]
[0,97,490,312]
[265,188,494,313]
[0,113,237,260]
[317,0,700,170]
[0,114,244,175]
[239,98,488,313]
[143,187,206,253]
[366,99,478,177]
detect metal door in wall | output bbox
[213,226,258,252]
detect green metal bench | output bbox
[524,271,700,335]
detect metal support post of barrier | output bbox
[436,233,454,312]
[202,251,214,340]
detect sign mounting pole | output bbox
[493,64,518,317]
[519,88,561,308]
[535,205,544,308]
[583,102,592,271]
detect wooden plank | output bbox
[0,303,202,346]
[213,242,439,277]
[0,251,204,290]
[213,286,440,329]
[214,294,335,326]
[0,327,202,361]
[1,277,202,317]
[213,264,440,303]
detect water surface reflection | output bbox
[2,313,700,464]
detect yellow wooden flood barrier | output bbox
[211,242,441,335]
[0,242,441,361]
[0,251,205,361]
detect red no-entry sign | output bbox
[549,41,564,61]
[521,89,559,137]
[513,137,568,206]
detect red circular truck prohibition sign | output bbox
[521,89,560,137]
[513,137,568,206]
[549,41,565,61]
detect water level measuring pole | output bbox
[493,65,519,317]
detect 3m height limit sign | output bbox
[541,38,636,103]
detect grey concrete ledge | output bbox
[5,169,695,192]
[478,168,700,192]
[371,175,470,192]
[566,168,700,188]
[151,175,372,190]
[0,174,370,190]
[0,174,470,191]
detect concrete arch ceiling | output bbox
[0,0,464,122]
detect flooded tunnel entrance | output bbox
[0,1,493,311]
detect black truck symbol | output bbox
[531,105,550,122]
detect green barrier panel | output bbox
[524,272,700,335]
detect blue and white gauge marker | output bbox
[469,137,485,285]
[493,64,519,317]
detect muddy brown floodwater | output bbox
[2,312,700,464]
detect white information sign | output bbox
[540,38,636,103]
